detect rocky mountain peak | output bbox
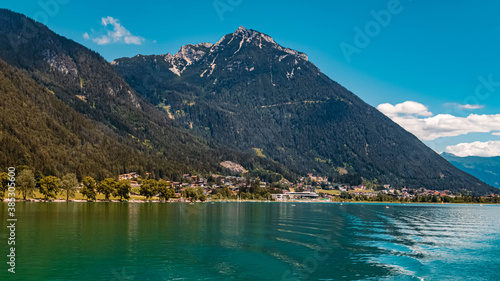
[225,26,308,61]
[234,26,247,33]
[113,27,308,77]
[159,43,213,76]
[173,44,210,64]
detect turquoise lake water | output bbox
[0,202,499,280]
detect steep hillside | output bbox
[0,58,156,179]
[113,27,496,194]
[0,10,295,181]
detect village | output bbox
[117,171,499,203]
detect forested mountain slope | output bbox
[0,10,294,181]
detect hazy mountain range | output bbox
[0,9,496,194]
[442,153,500,189]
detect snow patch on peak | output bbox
[214,34,228,47]
[169,65,181,76]
[234,35,245,55]
[162,53,173,62]
[219,27,309,61]
[174,44,207,65]
[235,26,247,33]
[260,33,275,44]
[200,55,218,78]
[164,44,211,76]
[231,27,267,43]
[282,48,308,61]
[197,42,213,48]
[279,54,288,62]
[272,45,308,61]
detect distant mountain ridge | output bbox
[113,26,497,194]
[442,152,500,189]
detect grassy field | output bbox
[350,189,378,193]
[316,189,340,195]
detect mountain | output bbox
[0,8,495,195]
[0,10,295,181]
[113,26,497,195]
[442,153,500,189]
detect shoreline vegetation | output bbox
[2,198,499,205]
[3,193,500,205]
[2,167,500,205]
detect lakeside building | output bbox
[271,194,288,201]
[119,172,139,181]
[272,191,319,201]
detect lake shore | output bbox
[2,198,498,205]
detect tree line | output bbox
[0,168,176,202]
[337,192,500,204]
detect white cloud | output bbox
[444,103,485,110]
[493,132,500,136]
[377,101,433,118]
[461,104,485,110]
[84,17,144,45]
[446,141,500,157]
[377,101,500,141]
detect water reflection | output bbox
[2,202,499,280]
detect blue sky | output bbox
[3,0,500,156]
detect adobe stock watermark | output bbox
[340,0,414,63]
[281,234,340,281]
[109,267,135,281]
[6,167,16,274]
[179,201,208,224]
[466,74,499,109]
[443,74,499,121]
[444,74,500,118]
[7,0,70,53]
[213,0,243,21]
[421,73,500,153]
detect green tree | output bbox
[115,180,131,201]
[182,187,198,202]
[17,169,36,200]
[218,186,233,199]
[34,171,44,189]
[98,178,117,201]
[182,187,206,202]
[197,186,207,202]
[157,179,175,202]
[15,165,30,173]
[0,172,9,198]
[81,176,97,201]
[140,179,157,200]
[61,173,79,201]
[39,176,61,200]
